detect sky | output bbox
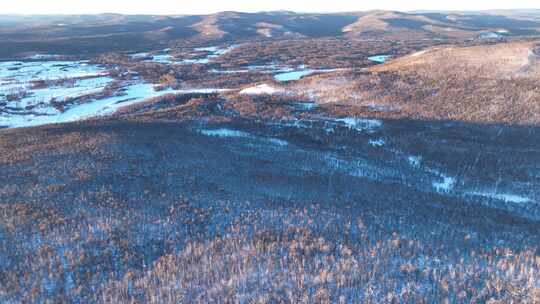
[3,0,540,15]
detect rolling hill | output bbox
[1,10,540,58]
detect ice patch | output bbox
[240,84,282,95]
[274,68,338,82]
[295,102,318,111]
[274,70,315,82]
[368,55,391,63]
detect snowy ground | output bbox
[2,117,539,303]
[1,45,257,128]
[0,57,231,128]
[0,60,113,127]
[240,84,282,95]
[131,45,238,65]
[1,52,539,303]
[1,52,536,216]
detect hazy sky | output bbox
[4,0,540,15]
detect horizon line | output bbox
[2,8,540,17]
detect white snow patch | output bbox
[468,191,533,205]
[199,128,251,138]
[176,88,231,94]
[211,64,297,75]
[181,45,237,65]
[478,32,503,40]
[198,128,288,146]
[195,46,220,52]
[2,73,231,129]
[130,52,150,59]
[26,54,62,60]
[267,138,288,146]
[0,60,107,82]
[240,84,282,95]
[335,117,383,132]
[433,175,456,193]
[136,45,238,65]
[369,138,385,147]
[411,50,428,57]
[295,102,318,111]
[408,156,422,168]
[151,54,174,64]
[211,69,251,74]
[248,64,294,73]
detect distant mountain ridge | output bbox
[0,10,539,58]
